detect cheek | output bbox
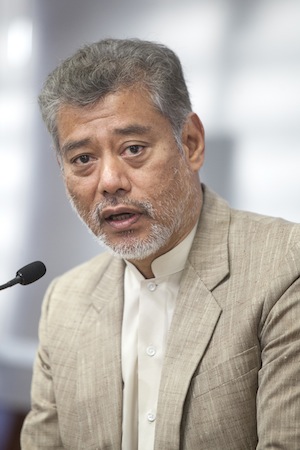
[140,168,181,209]
[137,154,178,191]
[63,182,96,220]
[64,174,95,202]
[132,171,168,204]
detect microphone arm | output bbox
[0,277,22,291]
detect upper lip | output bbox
[101,206,142,220]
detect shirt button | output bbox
[147,282,157,292]
[146,346,156,356]
[147,412,156,423]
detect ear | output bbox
[56,151,64,173]
[181,113,205,172]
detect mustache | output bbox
[91,196,156,222]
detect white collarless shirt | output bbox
[121,225,197,450]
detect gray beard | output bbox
[93,222,174,261]
[67,195,181,261]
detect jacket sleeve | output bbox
[21,281,64,449]
[256,243,300,448]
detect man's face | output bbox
[57,88,204,270]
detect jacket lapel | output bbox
[76,257,125,449]
[155,187,231,449]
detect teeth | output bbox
[110,213,133,221]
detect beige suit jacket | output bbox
[21,186,300,449]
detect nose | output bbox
[98,155,131,197]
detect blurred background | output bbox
[0,0,299,447]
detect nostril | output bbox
[103,187,129,197]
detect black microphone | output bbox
[0,261,46,291]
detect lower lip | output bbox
[105,213,141,231]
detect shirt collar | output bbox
[125,222,198,279]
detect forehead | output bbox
[57,87,158,125]
[56,88,172,149]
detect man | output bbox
[21,38,300,449]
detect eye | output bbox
[72,154,92,164]
[123,145,145,157]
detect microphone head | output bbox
[16,261,47,285]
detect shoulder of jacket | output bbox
[47,252,122,297]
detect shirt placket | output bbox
[138,279,166,450]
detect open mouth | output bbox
[108,213,135,221]
[105,211,141,230]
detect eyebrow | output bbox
[60,124,152,155]
[113,124,152,136]
[61,138,91,155]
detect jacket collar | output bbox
[155,186,231,448]
[189,184,230,291]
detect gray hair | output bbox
[38,38,193,153]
